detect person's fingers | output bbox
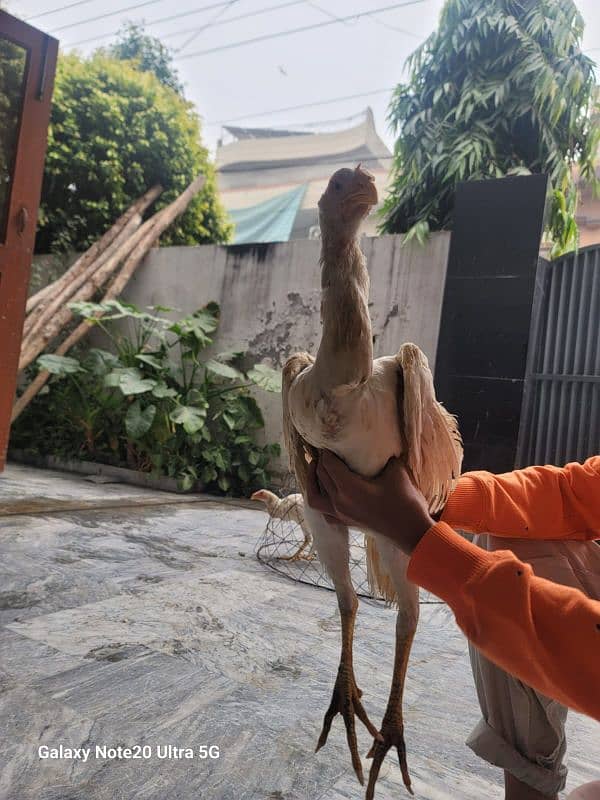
[323,449,379,500]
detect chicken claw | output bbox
[366,718,413,798]
[316,668,381,785]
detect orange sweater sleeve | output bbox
[441,456,600,540]
[408,522,600,721]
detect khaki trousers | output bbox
[467,534,600,796]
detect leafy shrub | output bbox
[36,53,232,254]
[11,302,281,495]
[381,0,599,257]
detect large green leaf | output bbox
[169,405,206,434]
[205,359,244,381]
[125,401,156,438]
[215,348,245,363]
[70,299,143,321]
[135,353,165,370]
[247,364,282,392]
[235,394,264,429]
[168,307,218,347]
[38,354,82,376]
[152,382,178,399]
[82,348,121,376]
[105,367,156,395]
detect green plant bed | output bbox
[11,301,281,496]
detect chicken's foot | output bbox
[366,628,415,798]
[316,604,381,785]
[276,530,314,562]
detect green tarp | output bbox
[230,184,307,244]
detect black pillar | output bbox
[434,174,549,473]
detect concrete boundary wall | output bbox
[121,233,450,470]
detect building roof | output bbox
[222,125,312,139]
[216,108,392,242]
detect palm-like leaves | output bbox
[381,0,598,257]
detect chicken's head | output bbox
[318,164,378,243]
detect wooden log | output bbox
[12,175,205,421]
[19,198,169,372]
[22,212,142,348]
[24,185,162,320]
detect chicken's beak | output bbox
[250,491,264,502]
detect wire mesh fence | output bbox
[254,472,379,599]
[254,473,445,606]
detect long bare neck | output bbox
[313,233,373,392]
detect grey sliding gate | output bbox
[516,244,600,467]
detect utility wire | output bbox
[66,0,249,47]
[165,0,303,41]
[25,0,95,21]
[206,87,397,125]
[175,0,240,53]
[175,0,429,59]
[368,14,422,39]
[48,0,172,33]
[307,0,421,40]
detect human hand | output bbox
[306,450,435,556]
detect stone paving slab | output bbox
[0,464,598,800]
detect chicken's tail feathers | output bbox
[396,343,463,514]
[365,535,398,606]
[282,352,316,495]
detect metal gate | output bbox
[516,244,600,467]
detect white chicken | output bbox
[281,165,462,797]
[251,489,313,560]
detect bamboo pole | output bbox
[19,191,175,372]
[24,185,162,318]
[12,175,205,421]
[23,212,142,347]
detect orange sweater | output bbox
[407,456,600,721]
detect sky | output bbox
[11,0,600,155]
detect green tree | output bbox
[106,22,184,95]
[381,0,599,257]
[37,53,231,253]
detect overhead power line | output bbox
[306,0,421,40]
[206,87,397,125]
[66,0,248,47]
[369,14,422,39]
[175,0,429,59]
[25,0,95,21]
[176,0,240,53]
[164,0,304,43]
[48,0,172,33]
[64,0,421,49]
[160,0,306,39]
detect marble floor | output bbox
[0,464,598,800]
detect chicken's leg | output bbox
[304,504,380,785]
[366,539,419,798]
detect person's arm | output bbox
[442,456,600,540]
[408,521,600,722]
[306,452,600,721]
